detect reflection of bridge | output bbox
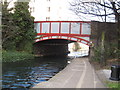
[34,21,91,56]
[34,21,91,46]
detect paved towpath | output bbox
[32,58,106,88]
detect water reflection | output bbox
[2,56,68,89]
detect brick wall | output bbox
[89,21,118,59]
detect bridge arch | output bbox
[34,21,91,46]
[35,35,90,46]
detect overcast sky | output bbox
[6,0,116,22]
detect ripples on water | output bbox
[2,56,69,89]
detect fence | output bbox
[68,50,89,58]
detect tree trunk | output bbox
[100,31,106,66]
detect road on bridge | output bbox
[32,58,106,88]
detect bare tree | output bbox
[70,0,120,66]
[70,0,120,22]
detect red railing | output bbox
[34,21,91,45]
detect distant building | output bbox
[2,0,80,21]
[33,0,79,21]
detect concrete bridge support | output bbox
[33,39,70,57]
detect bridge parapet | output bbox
[34,21,91,45]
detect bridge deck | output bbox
[34,21,91,45]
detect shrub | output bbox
[2,50,34,62]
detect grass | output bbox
[2,50,34,62]
[106,82,120,89]
[90,58,120,89]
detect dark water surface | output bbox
[2,56,69,89]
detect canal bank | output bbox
[32,57,106,88]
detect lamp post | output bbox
[117,9,120,23]
[117,9,120,51]
[109,0,120,81]
[109,0,113,2]
[109,0,120,48]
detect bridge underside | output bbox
[34,21,91,57]
[36,33,90,46]
[33,39,70,57]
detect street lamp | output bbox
[118,9,120,17]
[109,0,113,2]
[118,9,120,14]
[0,12,1,21]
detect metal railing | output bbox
[68,50,89,58]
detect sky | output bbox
[5,0,117,22]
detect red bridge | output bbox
[34,21,91,46]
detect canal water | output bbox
[2,56,69,89]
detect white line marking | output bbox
[71,69,83,71]
[93,68,97,88]
[76,60,87,88]
[62,70,75,87]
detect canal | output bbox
[2,56,70,89]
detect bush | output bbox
[105,43,119,59]
[2,50,34,62]
[92,42,119,63]
[92,47,101,62]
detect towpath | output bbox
[32,57,106,88]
